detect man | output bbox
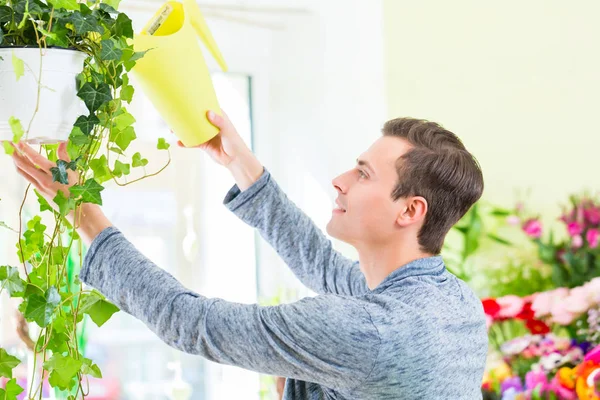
[11,110,488,399]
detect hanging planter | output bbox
[0,47,87,143]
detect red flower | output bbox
[525,319,550,335]
[516,302,535,321]
[482,298,501,318]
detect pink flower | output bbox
[587,228,600,248]
[572,235,583,249]
[584,344,600,363]
[523,219,542,239]
[585,207,600,225]
[525,370,549,391]
[497,295,525,319]
[549,375,576,399]
[563,287,592,314]
[532,288,569,318]
[485,314,493,330]
[567,222,583,237]
[551,302,577,325]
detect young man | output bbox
[11,111,488,399]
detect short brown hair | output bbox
[382,118,484,254]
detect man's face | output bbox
[326,136,413,246]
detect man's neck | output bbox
[357,241,433,290]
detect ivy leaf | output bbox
[74,114,99,135]
[46,24,70,48]
[114,13,133,38]
[8,117,24,142]
[80,290,119,327]
[122,48,149,71]
[111,126,136,151]
[89,155,110,183]
[0,265,25,297]
[132,152,148,168]
[157,138,170,150]
[69,127,91,146]
[11,52,24,81]
[0,6,13,24]
[34,190,53,212]
[70,12,102,35]
[0,378,24,400]
[2,141,14,155]
[109,146,124,156]
[69,179,104,205]
[120,84,134,103]
[43,353,83,391]
[49,159,73,185]
[81,358,102,378]
[25,286,60,327]
[0,349,20,379]
[100,39,122,61]
[112,160,130,178]
[77,83,112,113]
[102,0,120,11]
[113,111,135,129]
[53,191,75,217]
[47,0,79,10]
[98,3,118,14]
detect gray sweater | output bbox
[80,169,488,399]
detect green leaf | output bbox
[157,138,170,150]
[69,127,92,146]
[70,12,102,35]
[50,160,72,184]
[109,146,125,156]
[99,3,118,14]
[0,6,12,23]
[0,349,21,379]
[132,152,148,168]
[113,111,135,129]
[69,179,104,205]
[43,353,83,391]
[11,52,24,82]
[100,39,122,61]
[47,0,79,10]
[74,114,99,135]
[487,233,512,246]
[35,190,53,212]
[112,126,136,151]
[0,378,24,400]
[89,155,110,183]
[77,83,112,112]
[53,191,75,216]
[36,25,57,40]
[82,358,102,378]
[2,141,14,155]
[80,290,119,327]
[0,265,25,297]
[46,24,70,48]
[25,286,60,327]
[114,12,133,38]
[112,160,130,177]
[102,0,120,11]
[8,117,24,142]
[120,84,134,103]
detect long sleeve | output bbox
[79,227,381,393]
[223,169,368,296]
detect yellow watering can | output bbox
[132,0,228,147]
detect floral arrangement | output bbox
[514,195,600,288]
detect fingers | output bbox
[207,110,225,129]
[12,150,49,189]
[58,142,70,162]
[14,163,44,191]
[17,143,54,172]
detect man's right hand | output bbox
[177,109,264,191]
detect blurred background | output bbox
[1,0,599,399]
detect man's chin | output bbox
[326,220,342,240]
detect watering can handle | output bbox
[184,0,228,72]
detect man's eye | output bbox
[358,170,368,179]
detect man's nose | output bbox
[332,172,350,194]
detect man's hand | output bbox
[177,110,264,191]
[10,142,112,246]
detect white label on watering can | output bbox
[146,3,174,35]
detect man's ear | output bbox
[396,196,428,227]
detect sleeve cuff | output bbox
[223,168,271,212]
[80,226,121,284]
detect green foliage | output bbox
[0,0,171,396]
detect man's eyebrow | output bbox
[357,159,375,174]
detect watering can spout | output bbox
[184,0,228,72]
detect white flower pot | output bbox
[0,47,88,144]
